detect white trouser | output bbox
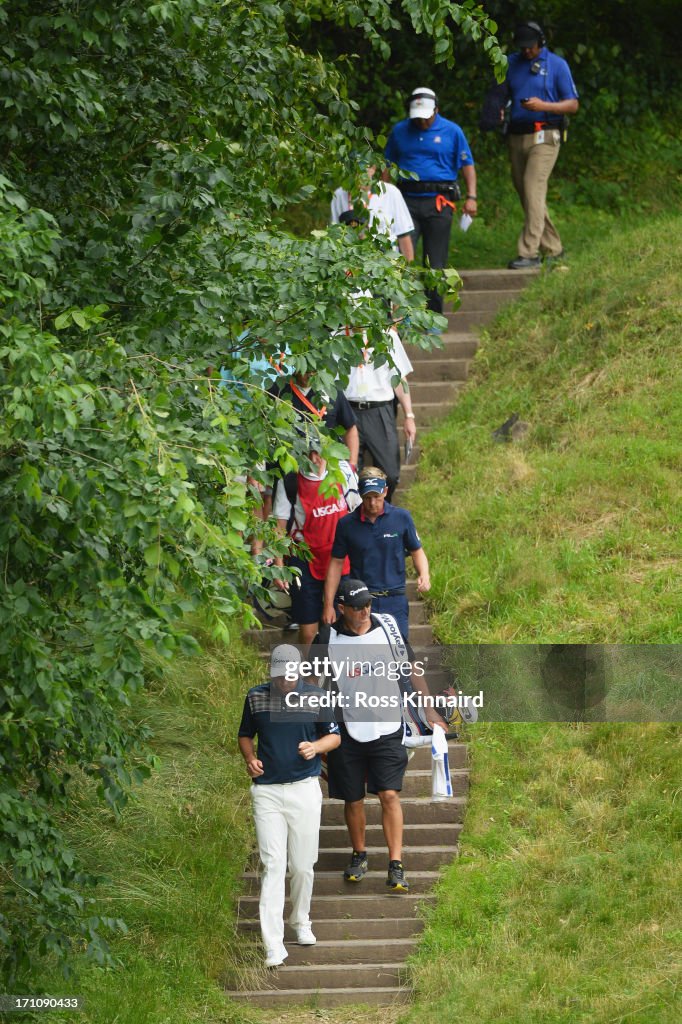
[251,776,322,952]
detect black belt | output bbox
[508,122,561,135]
[348,399,394,409]
[370,588,406,597]
[396,179,460,195]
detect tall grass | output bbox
[28,632,266,1024]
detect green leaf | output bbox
[144,543,161,568]
[54,312,72,331]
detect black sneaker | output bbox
[508,255,541,269]
[343,850,368,882]
[386,860,409,892]
[543,249,567,267]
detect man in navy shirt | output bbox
[384,87,477,314]
[321,467,430,638]
[268,372,359,466]
[238,644,340,968]
[505,21,579,268]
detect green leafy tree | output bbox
[0,0,504,980]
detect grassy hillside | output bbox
[406,722,682,1024]
[409,214,682,644]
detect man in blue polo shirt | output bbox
[321,467,430,638]
[238,644,340,968]
[384,87,477,314]
[505,21,579,268]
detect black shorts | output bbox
[289,558,349,627]
[326,725,408,801]
[288,556,324,626]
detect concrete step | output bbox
[245,626,297,650]
[321,795,467,825]
[423,669,460,691]
[228,986,411,1008]
[401,768,469,797]
[408,356,470,381]
[238,892,427,920]
[240,870,442,896]
[318,821,462,848]
[239,916,425,940]
[409,379,463,404]
[407,743,468,770]
[457,267,539,290]
[395,463,417,485]
[407,598,428,624]
[317,844,458,871]
[283,937,416,965]
[251,960,407,990]
[399,400,457,427]
[403,623,434,644]
[456,288,525,312]
[445,308,499,331]
[404,333,478,360]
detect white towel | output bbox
[403,733,432,749]
[431,726,453,801]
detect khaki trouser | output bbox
[508,130,563,258]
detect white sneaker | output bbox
[296,925,316,945]
[264,946,288,968]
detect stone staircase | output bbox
[229,267,536,1009]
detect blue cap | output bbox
[359,475,387,496]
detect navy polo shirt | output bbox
[506,48,578,129]
[238,682,339,785]
[330,501,421,592]
[384,114,474,196]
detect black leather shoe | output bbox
[508,256,541,269]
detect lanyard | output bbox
[272,358,326,418]
[436,194,457,212]
[288,380,326,419]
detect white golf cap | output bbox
[270,644,301,678]
[409,87,437,119]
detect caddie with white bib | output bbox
[313,578,447,893]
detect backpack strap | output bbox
[371,612,408,661]
[283,471,298,535]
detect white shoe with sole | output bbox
[264,945,288,968]
[296,926,316,945]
